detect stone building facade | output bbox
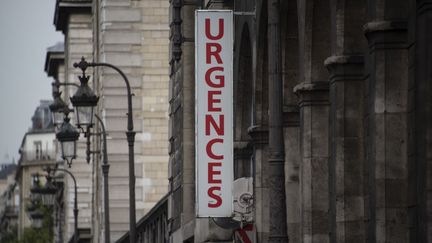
[15,100,57,240]
[0,164,18,241]
[45,0,170,242]
[166,0,432,242]
[92,1,169,241]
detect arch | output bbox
[297,0,332,83]
[254,1,269,127]
[234,23,253,142]
[233,23,253,179]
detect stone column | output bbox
[283,106,301,243]
[168,0,199,241]
[294,82,330,243]
[325,55,365,242]
[415,0,432,241]
[295,0,332,241]
[325,1,368,241]
[54,1,94,240]
[279,0,301,240]
[364,19,409,242]
[248,126,270,242]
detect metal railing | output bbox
[22,150,56,162]
[116,194,168,243]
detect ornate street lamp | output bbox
[29,209,44,228]
[70,66,99,130]
[30,173,57,206]
[30,174,42,201]
[74,57,136,243]
[56,112,80,167]
[95,114,111,243]
[30,178,57,206]
[50,91,68,127]
[45,166,79,243]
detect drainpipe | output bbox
[267,0,288,242]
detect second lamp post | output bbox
[55,57,136,243]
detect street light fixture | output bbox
[30,177,57,206]
[56,111,80,167]
[70,66,99,130]
[44,166,80,243]
[94,114,111,243]
[29,210,44,229]
[50,80,79,127]
[49,86,68,127]
[74,57,137,243]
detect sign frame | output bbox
[195,9,234,218]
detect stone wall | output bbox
[167,0,432,243]
[95,0,169,241]
[63,12,94,242]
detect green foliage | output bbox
[0,226,19,243]
[19,227,51,243]
[19,205,54,243]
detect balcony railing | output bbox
[116,194,168,243]
[22,150,57,162]
[4,206,18,218]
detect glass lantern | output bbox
[50,81,69,127]
[70,75,99,130]
[56,114,80,167]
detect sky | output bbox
[0,0,63,164]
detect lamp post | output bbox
[56,111,80,167]
[70,66,99,131]
[94,114,111,243]
[49,80,79,127]
[73,57,136,243]
[50,84,69,127]
[45,167,79,243]
[30,175,57,206]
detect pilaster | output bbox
[325,55,366,243]
[63,9,94,242]
[283,105,301,243]
[364,19,409,243]
[294,81,330,243]
[248,125,270,242]
[415,0,432,241]
[168,0,197,242]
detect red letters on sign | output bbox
[205,18,224,40]
[205,67,225,88]
[208,162,222,183]
[206,43,223,64]
[208,186,222,208]
[206,138,224,160]
[208,90,222,112]
[205,114,224,136]
[204,17,226,210]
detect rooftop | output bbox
[0,164,17,180]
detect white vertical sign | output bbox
[195,10,233,217]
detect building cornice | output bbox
[45,50,64,79]
[54,0,92,33]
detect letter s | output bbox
[208,186,222,208]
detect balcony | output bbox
[21,150,57,162]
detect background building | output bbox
[15,100,57,240]
[0,164,18,241]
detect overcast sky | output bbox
[0,0,63,163]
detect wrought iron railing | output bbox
[22,150,57,162]
[116,194,168,243]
